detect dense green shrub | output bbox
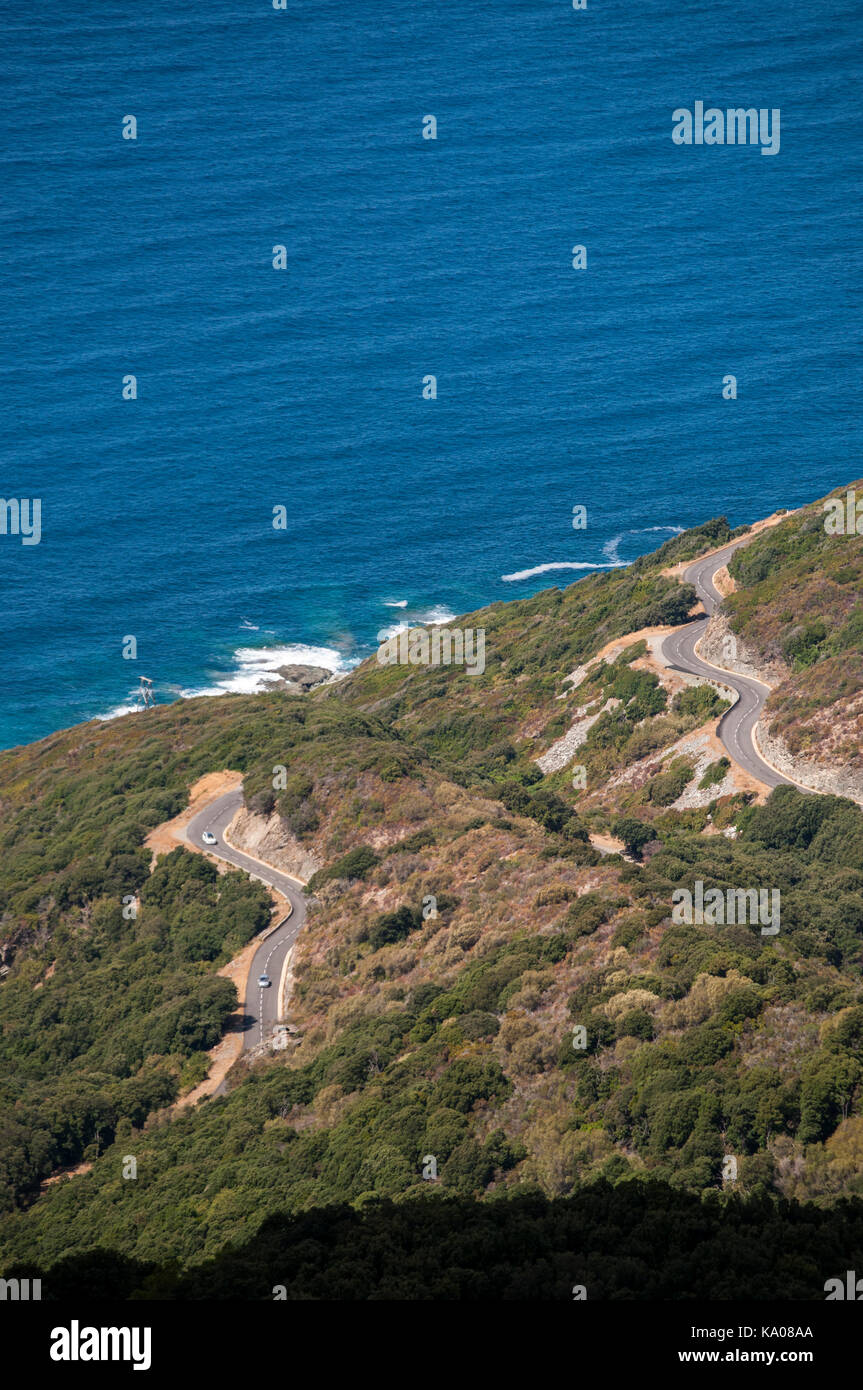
[612,817,655,858]
[647,761,694,807]
[672,685,728,721]
[368,905,422,951]
[308,845,381,891]
[700,757,730,789]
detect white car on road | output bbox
[202,831,217,846]
[258,974,271,988]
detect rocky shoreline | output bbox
[273,663,333,693]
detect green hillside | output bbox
[3,491,863,1297]
[726,481,863,768]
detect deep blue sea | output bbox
[1,0,861,750]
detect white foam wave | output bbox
[95,701,144,722]
[602,525,685,565]
[377,620,410,641]
[180,644,356,700]
[418,605,457,625]
[383,599,408,609]
[501,561,625,583]
[376,604,458,642]
[95,641,360,723]
[233,643,348,671]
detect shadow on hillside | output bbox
[224,1012,253,1035]
[9,1180,863,1300]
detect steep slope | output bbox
[3,489,863,1293]
[699,481,863,800]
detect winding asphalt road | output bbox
[184,789,307,1050]
[661,540,792,790]
[179,542,789,1042]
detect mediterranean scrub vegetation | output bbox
[725,482,863,768]
[2,499,863,1297]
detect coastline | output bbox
[0,501,815,755]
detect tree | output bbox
[612,817,654,858]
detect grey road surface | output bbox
[660,540,792,790]
[184,789,307,1052]
[179,546,791,1057]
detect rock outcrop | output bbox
[755,723,863,806]
[697,612,863,805]
[274,664,332,692]
[227,807,322,882]
[697,610,787,688]
[536,699,620,774]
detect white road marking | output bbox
[667,548,792,788]
[188,794,305,1052]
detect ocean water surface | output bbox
[1,0,861,748]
